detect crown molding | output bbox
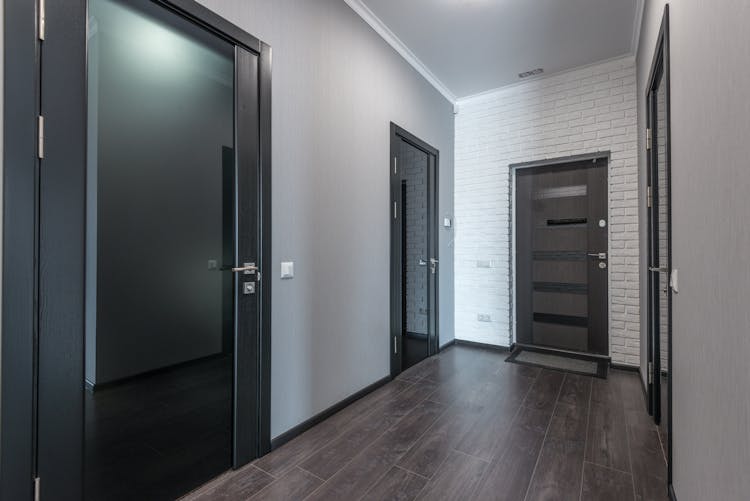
[458,53,636,104]
[344,0,457,104]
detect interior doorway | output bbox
[513,154,609,357]
[646,4,672,483]
[390,124,440,376]
[1,1,271,499]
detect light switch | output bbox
[280,261,294,279]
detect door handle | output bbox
[232,263,258,274]
[649,266,668,273]
[587,252,607,260]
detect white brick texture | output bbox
[454,57,640,366]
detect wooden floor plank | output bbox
[182,347,667,501]
[415,450,488,501]
[248,467,322,501]
[580,462,634,501]
[472,405,553,501]
[361,466,428,501]
[524,374,591,501]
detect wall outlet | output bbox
[477,314,492,322]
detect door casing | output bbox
[0,1,272,499]
[389,123,440,378]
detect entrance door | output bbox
[515,157,608,355]
[29,1,271,499]
[390,124,439,376]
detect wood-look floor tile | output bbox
[361,466,428,501]
[299,380,436,480]
[523,369,565,413]
[628,424,669,501]
[248,467,322,501]
[416,450,488,501]
[184,465,274,501]
[580,462,634,501]
[585,400,630,472]
[305,399,446,500]
[472,405,552,501]
[253,379,413,476]
[525,384,590,501]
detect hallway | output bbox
[184,346,667,500]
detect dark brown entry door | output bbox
[515,158,608,355]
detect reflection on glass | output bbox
[400,140,430,370]
[85,0,235,498]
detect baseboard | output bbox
[454,339,510,352]
[610,362,640,372]
[439,339,456,350]
[269,375,391,450]
[669,484,677,501]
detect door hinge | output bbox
[34,477,41,501]
[648,362,654,384]
[647,185,652,208]
[38,116,45,159]
[393,336,398,354]
[646,128,652,151]
[393,201,397,219]
[393,156,398,175]
[38,0,46,40]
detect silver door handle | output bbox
[649,266,668,273]
[587,252,607,260]
[232,263,258,273]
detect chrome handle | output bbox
[587,252,607,260]
[649,266,668,273]
[232,263,258,274]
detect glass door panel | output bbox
[85,0,235,498]
[400,139,431,370]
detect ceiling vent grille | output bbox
[518,68,544,79]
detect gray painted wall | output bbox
[196,0,455,438]
[637,1,750,500]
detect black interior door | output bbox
[390,124,439,376]
[515,158,609,355]
[647,54,671,428]
[33,1,270,499]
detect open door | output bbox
[1,1,271,499]
[390,124,440,377]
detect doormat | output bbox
[506,346,607,379]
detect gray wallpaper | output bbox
[196,0,455,438]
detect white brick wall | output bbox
[454,56,641,366]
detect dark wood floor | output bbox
[182,345,669,501]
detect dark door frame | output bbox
[510,151,611,357]
[389,123,440,378]
[645,3,672,488]
[1,1,272,499]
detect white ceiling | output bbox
[350,0,642,101]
